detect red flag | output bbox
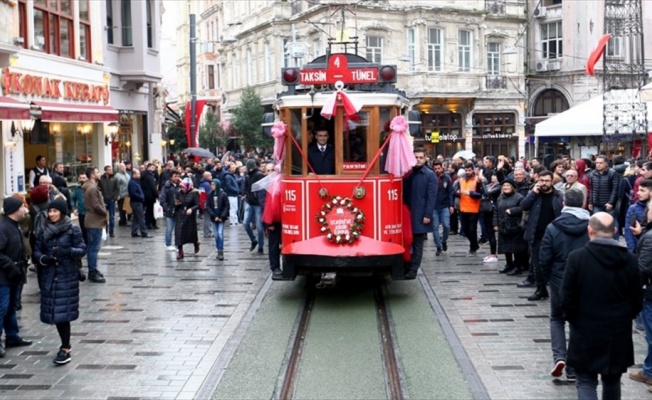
[586,34,612,76]
[184,100,207,148]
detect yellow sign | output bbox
[430,131,440,143]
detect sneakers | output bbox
[217,250,224,261]
[551,360,565,378]
[628,370,652,384]
[257,249,264,255]
[442,242,447,252]
[88,270,106,283]
[566,374,576,382]
[54,348,71,365]
[469,250,476,256]
[249,241,258,252]
[483,255,498,263]
[166,246,177,252]
[271,268,283,279]
[436,247,442,256]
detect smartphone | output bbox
[631,217,638,228]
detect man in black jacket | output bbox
[519,170,564,289]
[243,159,265,253]
[589,155,621,239]
[537,189,590,380]
[0,197,33,357]
[432,161,454,256]
[307,128,335,175]
[159,170,181,251]
[561,212,642,399]
[141,163,159,230]
[98,165,120,238]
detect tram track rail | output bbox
[277,278,406,400]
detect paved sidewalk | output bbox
[2,223,269,399]
[421,232,650,399]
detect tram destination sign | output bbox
[299,54,378,85]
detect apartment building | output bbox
[527,0,652,157]
[213,0,527,157]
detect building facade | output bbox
[527,0,652,158]
[101,0,163,166]
[212,0,527,158]
[0,0,115,198]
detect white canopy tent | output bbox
[535,90,652,137]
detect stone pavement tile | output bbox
[422,233,650,399]
[5,226,269,399]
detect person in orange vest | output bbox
[456,162,484,255]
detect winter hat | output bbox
[180,178,193,191]
[501,178,517,188]
[246,159,257,172]
[30,185,50,204]
[212,179,222,191]
[48,199,69,216]
[2,197,24,216]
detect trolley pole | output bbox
[189,13,197,147]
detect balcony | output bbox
[486,75,507,90]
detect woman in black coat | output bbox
[205,179,230,260]
[33,199,86,366]
[174,178,200,260]
[492,179,527,275]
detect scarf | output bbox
[43,216,73,241]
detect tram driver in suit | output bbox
[307,127,335,175]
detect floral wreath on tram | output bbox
[317,196,365,244]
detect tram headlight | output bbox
[378,65,397,83]
[282,68,300,86]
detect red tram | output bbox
[262,51,420,284]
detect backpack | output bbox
[30,205,48,242]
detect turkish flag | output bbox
[185,100,207,148]
[586,34,612,76]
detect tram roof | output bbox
[275,91,410,109]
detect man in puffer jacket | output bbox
[625,179,652,252]
[537,189,590,381]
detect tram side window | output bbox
[344,111,368,163]
[379,108,391,174]
[290,109,303,175]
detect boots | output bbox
[217,250,224,261]
[194,242,200,254]
[177,247,184,260]
[499,264,514,274]
[507,266,522,276]
[527,284,549,301]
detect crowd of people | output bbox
[0,150,281,366]
[404,150,651,399]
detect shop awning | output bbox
[0,96,30,120]
[32,101,118,122]
[535,90,652,137]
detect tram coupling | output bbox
[316,272,337,289]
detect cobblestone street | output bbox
[0,223,649,399]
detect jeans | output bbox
[482,210,497,254]
[203,210,213,237]
[0,284,20,340]
[244,203,264,248]
[432,207,451,248]
[459,212,479,251]
[529,239,543,283]
[164,217,175,247]
[212,221,225,250]
[642,299,652,377]
[228,196,239,224]
[104,200,116,234]
[575,369,621,400]
[78,213,87,244]
[479,212,488,242]
[408,233,426,273]
[592,205,619,240]
[86,228,102,272]
[550,282,575,375]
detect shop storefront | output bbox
[0,55,117,196]
[420,113,465,158]
[471,112,518,158]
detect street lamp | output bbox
[105,122,119,145]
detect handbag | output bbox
[480,198,493,213]
[500,219,523,237]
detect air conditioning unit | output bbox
[533,6,547,18]
[548,61,561,71]
[535,61,548,72]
